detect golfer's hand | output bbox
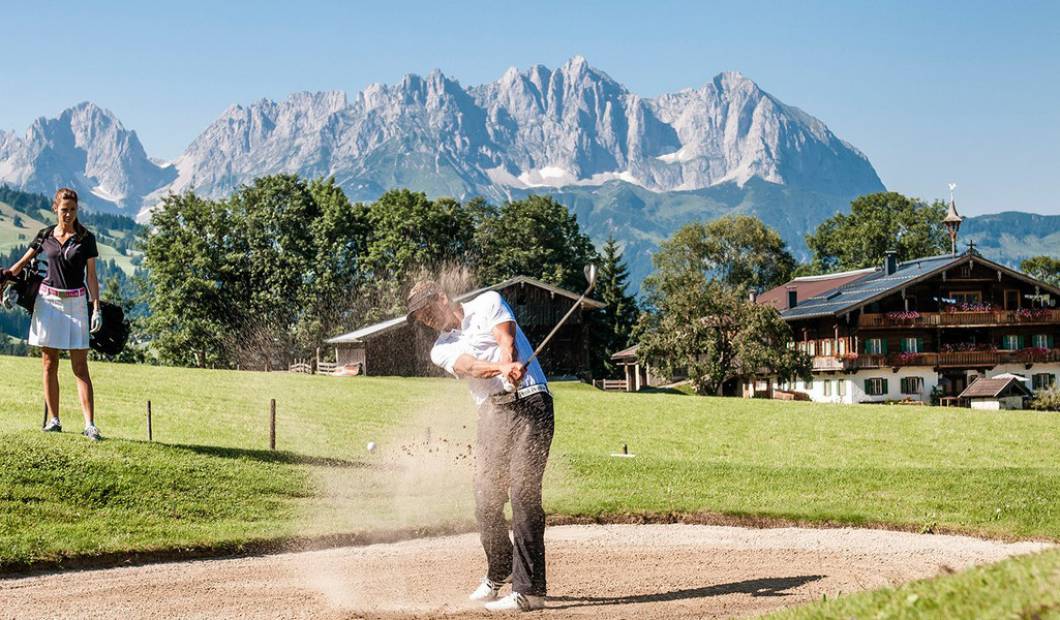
[506,363,525,384]
[497,362,522,382]
[90,309,103,334]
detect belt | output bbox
[487,383,550,406]
[40,285,86,298]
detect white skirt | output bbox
[28,287,90,350]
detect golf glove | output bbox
[1,284,15,310]
[90,309,103,334]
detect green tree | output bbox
[592,235,639,377]
[143,192,235,367]
[806,192,949,271]
[651,215,795,293]
[475,195,597,291]
[638,276,809,396]
[143,176,370,369]
[639,223,809,396]
[1020,256,1060,288]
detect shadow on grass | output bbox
[547,575,825,609]
[162,442,376,469]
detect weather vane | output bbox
[948,182,957,202]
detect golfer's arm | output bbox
[9,247,37,274]
[452,354,504,379]
[492,321,518,364]
[86,258,100,309]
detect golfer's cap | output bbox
[406,280,443,323]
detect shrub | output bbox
[1029,388,1060,411]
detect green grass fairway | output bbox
[1,355,1059,616]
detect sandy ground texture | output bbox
[1,524,1051,620]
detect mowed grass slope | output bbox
[2,354,1060,617]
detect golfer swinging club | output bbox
[407,281,552,612]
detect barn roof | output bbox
[326,276,604,345]
[610,344,639,362]
[958,377,1033,399]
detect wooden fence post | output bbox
[147,400,153,442]
[269,399,276,451]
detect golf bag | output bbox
[0,262,43,313]
[90,300,131,356]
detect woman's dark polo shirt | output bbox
[29,226,99,290]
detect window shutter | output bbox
[864,379,871,393]
[899,339,907,353]
[916,337,924,353]
[1050,334,1055,349]
[882,339,889,354]
[1018,335,1025,349]
[882,379,889,394]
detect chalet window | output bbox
[1032,373,1056,390]
[1001,335,1024,350]
[807,341,817,356]
[864,378,888,396]
[838,339,847,355]
[1005,289,1021,310]
[1032,334,1054,349]
[900,337,923,353]
[820,340,833,356]
[837,380,847,396]
[823,381,832,396]
[900,377,924,394]
[864,338,885,355]
[950,291,981,306]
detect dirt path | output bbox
[1,524,1049,620]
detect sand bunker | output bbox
[1,524,1050,619]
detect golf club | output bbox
[504,263,597,392]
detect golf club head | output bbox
[584,263,598,290]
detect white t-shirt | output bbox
[430,291,548,405]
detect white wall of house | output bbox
[970,396,1024,410]
[784,368,938,404]
[989,363,1060,393]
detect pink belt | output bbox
[40,285,86,298]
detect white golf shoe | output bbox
[469,575,511,602]
[484,592,545,612]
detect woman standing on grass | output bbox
[5,188,103,440]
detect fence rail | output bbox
[595,379,629,391]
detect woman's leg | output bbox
[41,347,60,423]
[70,349,95,427]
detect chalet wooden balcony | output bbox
[833,348,1060,370]
[858,308,1060,329]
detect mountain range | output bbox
[1,56,1055,285]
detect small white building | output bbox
[958,376,1033,410]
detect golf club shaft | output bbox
[522,289,593,370]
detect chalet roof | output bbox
[958,377,1033,399]
[326,276,604,345]
[758,267,875,311]
[779,249,1060,321]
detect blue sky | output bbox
[1,0,1058,215]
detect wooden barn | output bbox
[326,276,605,378]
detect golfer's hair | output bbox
[52,187,88,239]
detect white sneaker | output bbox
[469,575,511,601]
[484,592,545,612]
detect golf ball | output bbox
[366,441,377,453]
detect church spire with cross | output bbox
[943,182,964,255]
